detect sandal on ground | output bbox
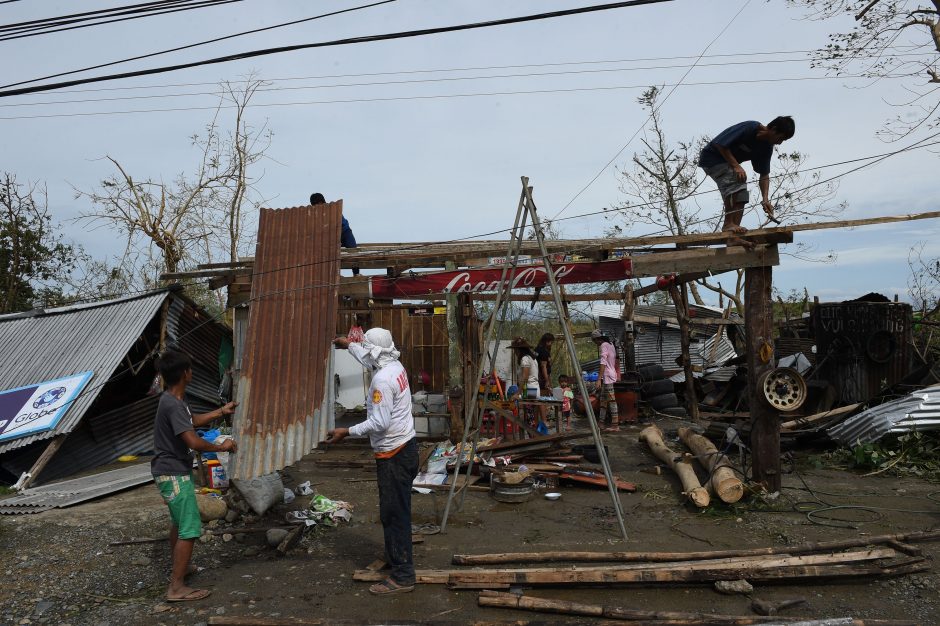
[603,425,621,432]
[166,588,211,602]
[369,578,415,595]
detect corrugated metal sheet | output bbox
[813,302,913,404]
[0,292,168,455]
[828,385,940,445]
[230,203,341,479]
[0,464,152,514]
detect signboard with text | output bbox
[370,258,633,298]
[0,371,94,442]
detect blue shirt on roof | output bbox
[341,216,357,248]
[699,121,773,175]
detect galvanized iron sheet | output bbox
[0,292,168,455]
[828,385,940,445]
[0,463,152,514]
[813,302,913,404]
[229,203,342,479]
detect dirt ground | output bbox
[2,415,939,626]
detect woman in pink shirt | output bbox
[591,329,621,431]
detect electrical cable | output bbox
[25,45,928,97]
[0,74,908,120]
[0,1,245,42]
[551,0,753,221]
[2,0,398,88]
[0,0,677,98]
[6,56,930,109]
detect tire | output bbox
[649,393,679,410]
[641,379,674,397]
[660,406,688,418]
[638,364,665,382]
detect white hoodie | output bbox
[347,332,416,452]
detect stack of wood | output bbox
[353,529,936,590]
[639,424,744,508]
[476,431,637,492]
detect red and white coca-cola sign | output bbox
[369,258,633,298]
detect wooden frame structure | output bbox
[165,207,940,494]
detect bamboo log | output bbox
[639,425,709,507]
[477,591,919,626]
[677,427,744,503]
[357,548,900,584]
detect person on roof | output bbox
[698,117,795,236]
[310,192,359,276]
[151,349,237,603]
[325,328,418,596]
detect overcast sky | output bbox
[3,0,938,306]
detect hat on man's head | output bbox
[590,329,608,340]
[507,337,532,350]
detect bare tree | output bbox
[76,77,272,289]
[786,0,940,141]
[608,87,844,313]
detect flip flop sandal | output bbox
[369,578,415,595]
[166,588,211,602]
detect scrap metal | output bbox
[828,385,940,445]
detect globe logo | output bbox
[33,387,67,409]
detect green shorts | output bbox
[155,473,202,540]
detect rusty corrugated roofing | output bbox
[229,202,341,479]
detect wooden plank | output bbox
[337,246,780,297]
[746,265,780,491]
[354,548,899,585]
[453,529,940,564]
[780,403,861,431]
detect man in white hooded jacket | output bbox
[326,328,418,595]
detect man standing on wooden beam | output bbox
[325,328,419,595]
[698,117,795,237]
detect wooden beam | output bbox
[468,291,625,302]
[336,245,780,298]
[18,435,67,490]
[745,265,780,491]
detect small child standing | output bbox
[152,349,238,603]
[558,374,574,430]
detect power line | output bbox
[7,53,931,109]
[0,0,676,98]
[3,0,398,89]
[21,44,926,96]
[551,0,752,221]
[0,1,245,42]
[0,74,902,120]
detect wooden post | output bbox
[17,434,67,490]
[445,261,461,390]
[745,265,780,492]
[668,284,699,421]
[622,284,635,371]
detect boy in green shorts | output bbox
[152,349,237,602]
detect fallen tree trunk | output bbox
[477,591,919,626]
[677,427,744,503]
[639,425,709,507]
[453,528,940,564]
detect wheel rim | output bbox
[760,367,807,412]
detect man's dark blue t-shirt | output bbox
[699,121,773,175]
[341,216,357,248]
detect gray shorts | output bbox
[703,163,748,201]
